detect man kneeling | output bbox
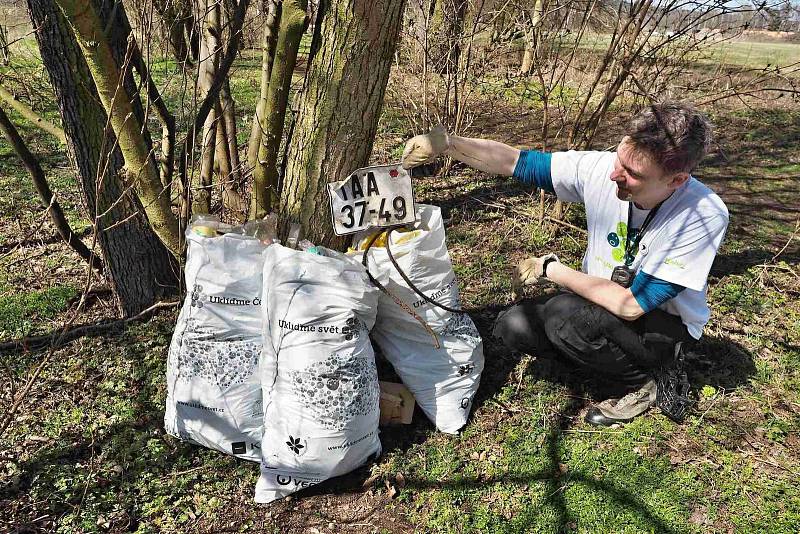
[401,102,728,425]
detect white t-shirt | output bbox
[550,151,729,339]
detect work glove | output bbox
[401,124,451,169]
[511,253,559,300]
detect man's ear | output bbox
[667,172,689,189]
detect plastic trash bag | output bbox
[164,219,272,461]
[254,244,382,503]
[353,204,484,434]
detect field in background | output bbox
[707,39,800,67]
[567,32,800,69]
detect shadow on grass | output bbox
[301,304,757,531]
[313,390,685,533]
[0,317,234,532]
[684,334,757,392]
[710,247,800,278]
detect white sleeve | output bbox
[641,212,728,292]
[550,151,614,204]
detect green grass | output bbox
[0,284,78,338]
[2,316,261,532]
[382,384,702,533]
[705,40,800,68]
[555,32,800,70]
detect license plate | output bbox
[327,164,416,236]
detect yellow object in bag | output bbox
[351,227,422,252]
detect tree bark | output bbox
[0,24,9,64]
[215,99,246,219]
[518,0,543,76]
[246,0,280,175]
[405,0,431,69]
[177,0,249,227]
[250,0,307,220]
[220,80,241,185]
[217,2,242,187]
[127,40,176,190]
[280,0,405,249]
[54,0,181,254]
[193,0,222,214]
[27,0,179,317]
[0,105,102,271]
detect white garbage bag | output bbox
[164,228,268,461]
[255,245,382,504]
[354,204,484,434]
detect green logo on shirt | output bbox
[607,222,639,264]
[664,257,686,269]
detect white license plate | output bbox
[327,164,416,236]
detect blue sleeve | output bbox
[631,271,686,313]
[513,150,554,194]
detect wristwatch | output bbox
[542,254,560,278]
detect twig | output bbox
[543,215,587,236]
[769,218,799,265]
[468,195,588,235]
[0,300,178,438]
[490,398,521,413]
[0,301,178,353]
[746,454,800,477]
[0,226,93,256]
[563,429,625,434]
[3,249,47,268]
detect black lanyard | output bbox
[623,200,664,267]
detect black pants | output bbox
[492,292,693,391]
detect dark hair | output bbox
[626,102,713,174]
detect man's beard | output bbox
[616,186,633,201]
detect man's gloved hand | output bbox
[401,125,451,169]
[511,253,559,300]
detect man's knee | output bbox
[492,303,547,354]
[540,293,652,385]
[541,293,609,343]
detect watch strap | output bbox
[542,254,559,278]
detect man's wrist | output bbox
[442,134,459,157]
[542,254,560,278]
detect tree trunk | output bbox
[195,105,216,214]
[219,80,241,185]
[250,0,307,220]
[27,0,179,317]
[0,105,102,271]
[429,0,465,75]
[280,0,405,249]
[177,0,250,227]
[156,0,195,67]
[405,0,431,68]
[215,100,246,219]
[518,0,543,76]
[54,0,181,254]
[246,0,280,173]
[217,3,242,187]
[193,0,222,214]
[0,24,9,64]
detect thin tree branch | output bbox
[0,82,66,144]
[0,104,103,271]
[0,301,178,354]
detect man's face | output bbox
[610,137,684,207]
